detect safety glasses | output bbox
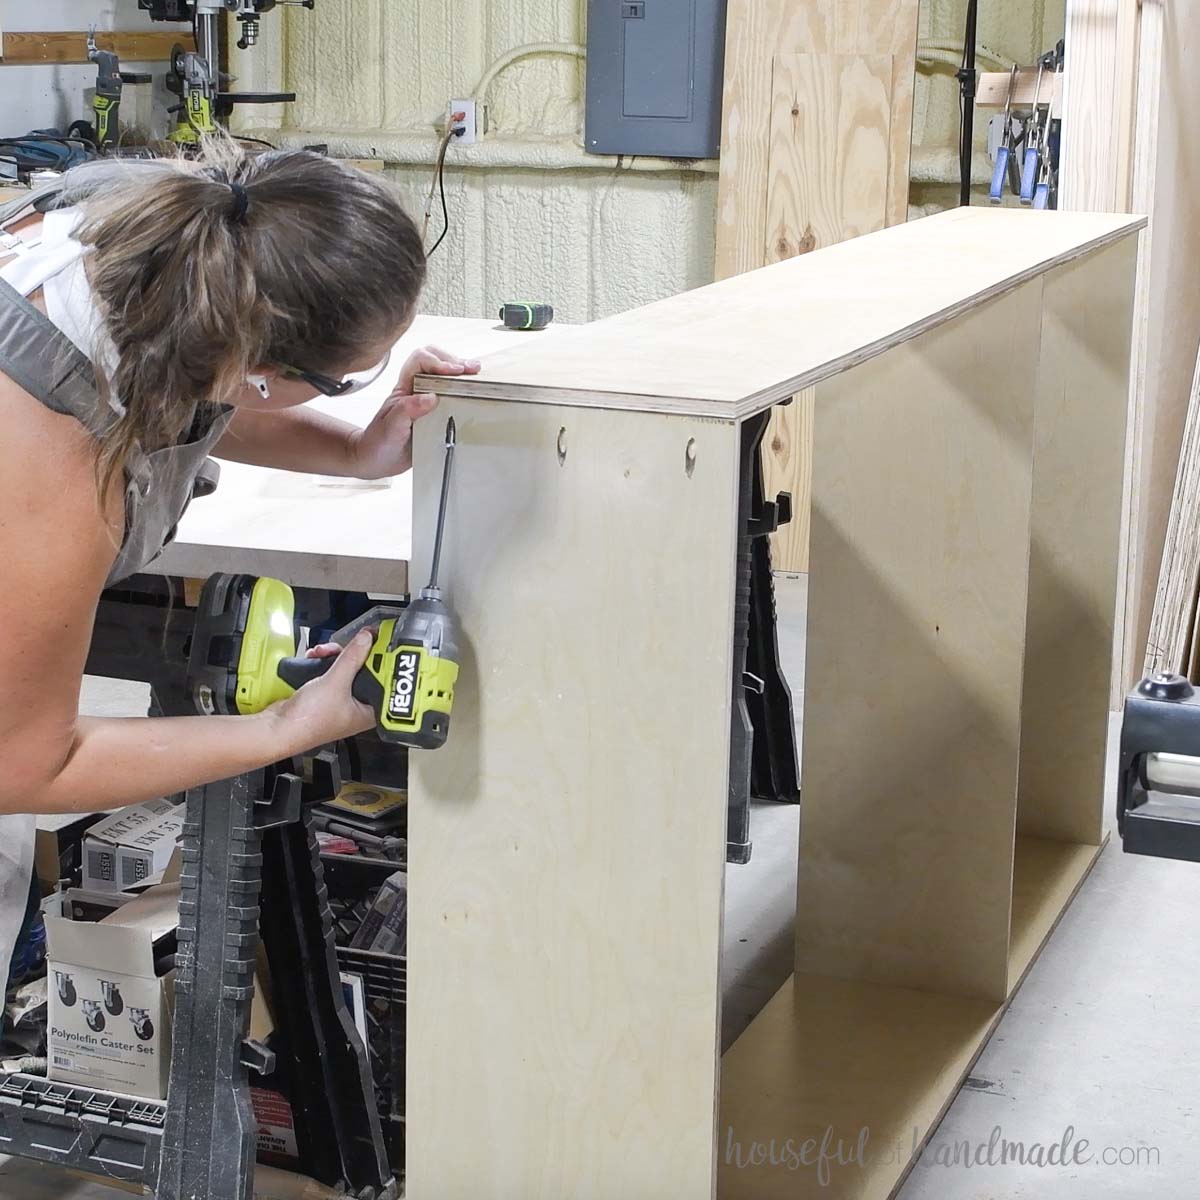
[280,349,393,397]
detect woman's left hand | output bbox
[349,346,480,479]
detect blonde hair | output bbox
[72,137,426,495]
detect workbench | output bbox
[402,206,1145,1200]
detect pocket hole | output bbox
[685,438,697,477]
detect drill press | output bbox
[139,0,314,142]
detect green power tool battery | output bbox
[499,302,554,331]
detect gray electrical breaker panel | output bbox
[585,0,728,160]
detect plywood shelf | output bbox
[717,835,1108,1200]
[718,974,999,1200]
[1010,835,1106,985]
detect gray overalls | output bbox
[0,171,232,984]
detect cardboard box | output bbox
[34,811,108,892]
[81,799,182,893]
[46,883,178,1100]
[253,1087,300,1167]
[348,871,407,957]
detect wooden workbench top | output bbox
[151,315,570,592]
[421,207,1146,419]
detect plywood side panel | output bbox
[1017,239,1138,845]
[797,284,1043,1003]
[405,402,740,1200]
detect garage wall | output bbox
[230,0,719,324]
[1,0,184,139]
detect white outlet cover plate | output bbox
[450,99,477,146]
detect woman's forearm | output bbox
[213,406,362,476]
[27,709,319,816]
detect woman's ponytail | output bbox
[73,137,426,498]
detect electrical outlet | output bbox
[449,99,477,146]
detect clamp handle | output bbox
[990,144,1010,204]
[1019,145,1039,205]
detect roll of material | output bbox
[1145,753,1200,799]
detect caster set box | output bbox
[44,882,178,1099]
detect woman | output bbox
[0,142,478,984]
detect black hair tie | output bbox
[228,181,250,224]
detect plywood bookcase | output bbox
[715,0,921,574]
[405,208,1143,1200]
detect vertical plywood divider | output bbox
[406,400,741,1200]
[797,285,1046,1004]
[1016,239,1140,847]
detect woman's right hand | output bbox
[273,628,377,747]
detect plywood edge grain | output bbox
[420,214,1145,421]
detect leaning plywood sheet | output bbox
[1121,2,1200,693]
[1145,344,1200,676]
[422,209,1145,420]
[716,0,919,280]
[759,49,894,573]
[764,53,893,267]
[1061,0,1140,213]
[719,0,919,574]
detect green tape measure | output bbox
[500,302,554,331]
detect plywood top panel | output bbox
[422,208,1144,420]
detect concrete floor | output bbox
[4,575,1199,1197]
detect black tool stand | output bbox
[727,407,803,863]
[0,576,395,1200]
[1118,672,1200,864]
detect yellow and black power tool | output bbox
[188,419,461,750]
[86,28,123,153]
[167,46,219,147]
